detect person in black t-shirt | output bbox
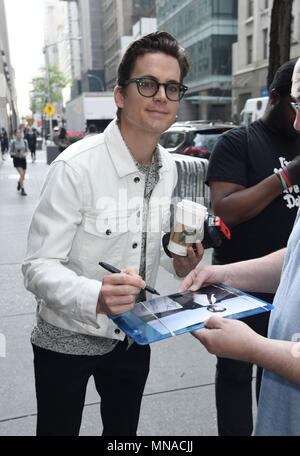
[205,59,300,436]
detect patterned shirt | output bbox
[31,149,162,355]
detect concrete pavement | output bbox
[0,146,235,436]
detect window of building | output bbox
[247,0,254,18]
[247,35,253,64]
[264,0,269,9]
[212,0,238,17]
[263,28,268,60]
[291,15,295,42]
[212,35,236,75]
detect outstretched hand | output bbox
[179,263,229,292]
[193,316,261,362]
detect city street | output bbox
[0,147,221,436]
[0,0,297,440]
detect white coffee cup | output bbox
[168,200,207,256]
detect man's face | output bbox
[272,94,300,138]
[291,58,300,132]
[291,74,300,132]
[115,52,182,136]
[293,100,300,131]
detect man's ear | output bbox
[114,86,125,109]
[269,88,281,107]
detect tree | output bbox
[30,66,70,113]
[267,0,294,89]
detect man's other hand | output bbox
[172,241,204,277]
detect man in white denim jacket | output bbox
[22,32,203,436]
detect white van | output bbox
[240,97,269,126]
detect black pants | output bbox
[29,146,36,159]
[215,300,271,436]
[32,340,150,436]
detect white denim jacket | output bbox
[22,119,177,340]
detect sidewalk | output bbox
[0,147,219,436]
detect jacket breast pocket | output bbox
[83,210,129,238]
[80,209,138,266]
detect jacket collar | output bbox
[104,119,170,178]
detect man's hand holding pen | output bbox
[96,267,146,316]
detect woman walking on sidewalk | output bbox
[10,129,28,196]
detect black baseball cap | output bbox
[269,59,297,96]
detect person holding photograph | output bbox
[180,55,300,437]
[204,59,300,436]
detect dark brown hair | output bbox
[116,31,189,120]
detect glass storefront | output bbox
[185,34,236,82]
[156,0,238,120]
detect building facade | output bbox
[156,0,238,121]
[75,0,106,93]
[45,0,105,99]
[0,0,18,136]
[103,0,156,89]
[47,1,156,95]
[232,0,300,121]
[44,0,82,105]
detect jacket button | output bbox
[134,177,140,183]
[132,242,138,249]
[115,329,121,335]
[106,229,112,236]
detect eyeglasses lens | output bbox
[137,78,185,101]
[291,102,300,112]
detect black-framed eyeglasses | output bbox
[291,101,300,112]
[123,76,188,101]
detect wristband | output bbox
[274,169,288,191]
[282,166,293,188]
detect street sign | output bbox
[43,103,56,117]
[260,87,269,97]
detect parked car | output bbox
[159,121,236,159]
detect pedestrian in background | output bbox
[22,31,202,436]
[24,126,37,162]
[10,128,28,196]
[55,127,71,153]
[51,125,60,145]
[84,124,98,138]
[0,127,9,160]
[204,59,300,436]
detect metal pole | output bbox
[43,46,53,140]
